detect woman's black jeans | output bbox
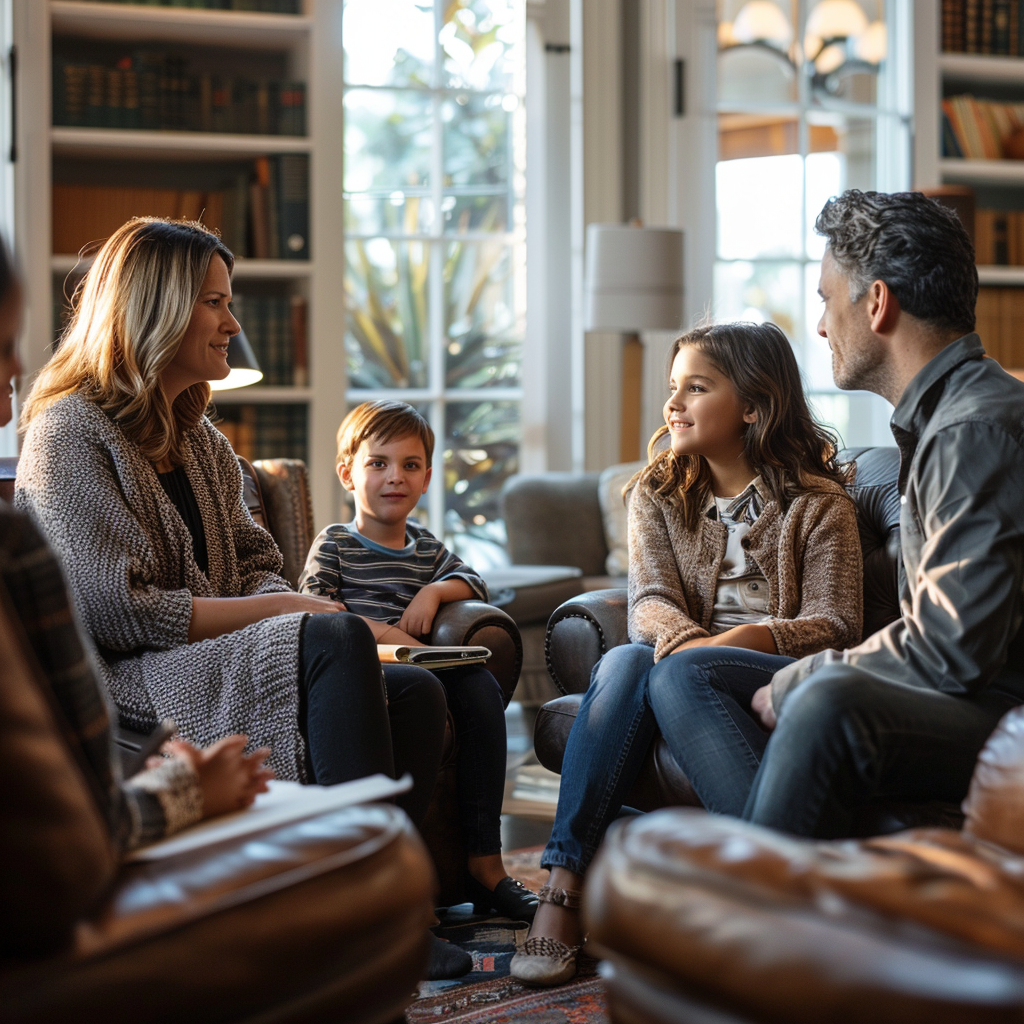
[298,612,447,827]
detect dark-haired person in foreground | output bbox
[743,189,1024,837]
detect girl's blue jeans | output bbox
[542,642,793,876]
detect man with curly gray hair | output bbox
[742,188,1024,837]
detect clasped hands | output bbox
[668,623,778,731]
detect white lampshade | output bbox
[806,0,868,41]
[733,1,793,47]
[584,224,685,333]
[855,20,887,63]
[207,328,264,391]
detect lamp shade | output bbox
[584,224,685,333]
[207,328,264,391]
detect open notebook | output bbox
[376,644,491,669]
[127,773,412,862]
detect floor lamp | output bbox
[584,223,685,463]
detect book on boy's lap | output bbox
[376,644,491,669]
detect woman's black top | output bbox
[157,466,209,575]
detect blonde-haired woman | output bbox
[16,219,452,859]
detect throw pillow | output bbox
[597,461,645,577]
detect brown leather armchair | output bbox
[535,447,963,834]
[0,564,436,1024]
[584,705,1024,1024]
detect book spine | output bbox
[275,153,309,260]
[994,0,1013,52]
[249,157,272,259]
[943,0,966,51]
[265,156,281,260]
[290,294,308,386]
[942,107,965,158]
[966,0,982,51]
[993,211,1010,263]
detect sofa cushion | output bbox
[597,460,644,577]
[587,810,1024,1024]
[0,581,116,959]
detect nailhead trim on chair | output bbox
[545,612,607,696]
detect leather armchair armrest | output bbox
[546,588,628,695]
[429,601,523,708]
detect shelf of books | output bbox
[930,4,1024,375]
[47,0,316,467]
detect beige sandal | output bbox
[509,885,584,987]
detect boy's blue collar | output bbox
[345,521,417,556]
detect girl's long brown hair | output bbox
[635,321,848,529]
[21,217,234,465]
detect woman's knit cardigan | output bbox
[627,476,863,661]
[16,393,310,780]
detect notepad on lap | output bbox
[127,773,412,861]
[376,644,491,668]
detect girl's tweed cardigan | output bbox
[627,475,863,661]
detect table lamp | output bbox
[207,327,264,391]
[584,223,685,462]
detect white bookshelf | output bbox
[50,1,313,46]
[51,127,313,161]
[51,254,312,279]
[16,0,346,529]
[913,1,1024,375]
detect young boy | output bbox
[300,399,488,641]
[298,399,539,921]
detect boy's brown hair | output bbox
[336,399,434,470]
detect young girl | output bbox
[511,321,863,986]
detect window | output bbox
[712,0,910,443]
[342,0,525,563]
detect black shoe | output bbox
[425,931,473,980]
[465,874,540,921]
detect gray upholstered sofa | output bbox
[499,462,639,703]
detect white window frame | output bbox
[650,0,915,449]
[342,1,527,538]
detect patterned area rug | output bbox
[406,847,608,1024]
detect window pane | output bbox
[443,93,511,188]
[803,260,834,391]
[713,260,802,338]
[345,239,430,389]
[343,0,435,88]
[806,0,886,107]
[442,190,509,233]
[345,190,434,237]
[344,89,433,194]
[717,43,798,107]
[444,399,519,531]
[717,154,803,259]
[441,0,521,93]
[445,240,521,388]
